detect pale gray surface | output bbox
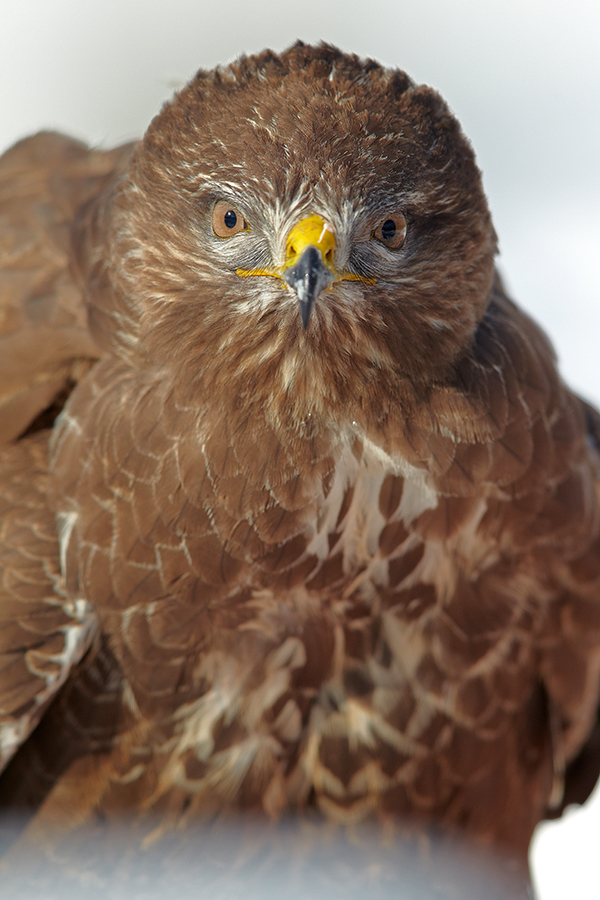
[1,3,599,898]
[0,816,532,900]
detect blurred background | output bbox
[1,1,599,897]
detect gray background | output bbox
[1,2,599,897]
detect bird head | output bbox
[80,43,497,434]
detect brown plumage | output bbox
[1,42,599,874]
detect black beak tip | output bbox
[299,300,312,331]
[283,246,334,331]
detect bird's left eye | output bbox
[372,213,407,250]
[212,201,249,238]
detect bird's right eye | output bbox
[212,201,249,238]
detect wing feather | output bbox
[0,433,97,772]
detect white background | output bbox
[1,2,599,897]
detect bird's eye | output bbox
[212,201,249,238]
[372,213,407,250]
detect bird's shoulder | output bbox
[0,132,133,444]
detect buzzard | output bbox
[0,42,599,875]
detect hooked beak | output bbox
[282,216,336,329]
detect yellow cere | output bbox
[285,215,336,269]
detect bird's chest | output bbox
[98,429,451,726]
[172,436,444,659]
[123,442,477,783]
[54,370,452,722]
[57,393,543,826]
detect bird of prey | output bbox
[1,42,599,876]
